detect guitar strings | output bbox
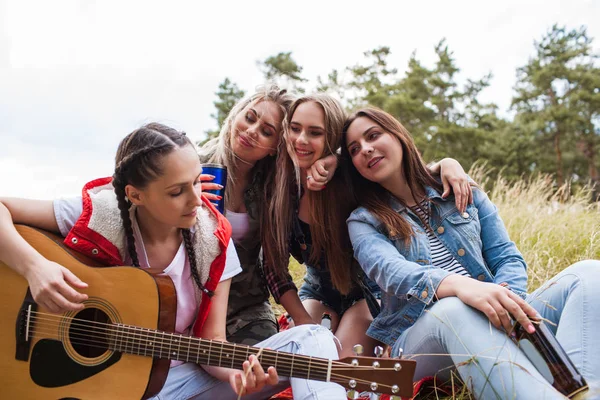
[27,310,334,370]
[25,326,387,391]
[27,310,397,375]
[24,311,401,390]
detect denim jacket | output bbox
[346,186,527,347]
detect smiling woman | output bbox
[341,107,600,399]
[262,93,383,361]
[288,101,327,169]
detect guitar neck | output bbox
[111,324,331,382]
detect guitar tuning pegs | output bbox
[352,344,363,356]
[396,347,403,358]
[374,345,384,357]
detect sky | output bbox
[1,0,598,199]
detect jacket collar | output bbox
[388,185,445,213]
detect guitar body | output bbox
[0,225,176,400]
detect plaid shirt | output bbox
[262,237,304,303]
[262,206,311,303]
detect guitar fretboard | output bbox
[109,323,331,381]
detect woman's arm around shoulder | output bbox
[428,158,473,213]
[0,197,88,312]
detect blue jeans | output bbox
[148,324,346,400]
[392,260,600,399]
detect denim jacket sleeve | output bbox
[473,188,528,296]
[347,211,451,305]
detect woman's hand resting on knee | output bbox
[437,274,538,334]
[228,354,279,396]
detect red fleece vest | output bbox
[63,177,232,336]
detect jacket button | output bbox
[71,237,78,244]
[477,274,486,281]
[457,248,466,256]
[421,290,428,299]
[437,226,445,234]
[462,212,470,219]
[389,230,396,237]
[92,249,99,255]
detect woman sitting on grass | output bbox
[342,107,600,399]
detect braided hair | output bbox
[112,123,209,294]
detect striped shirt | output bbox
[410,200,471,277]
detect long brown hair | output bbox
[112,123,207,294]
[341,107,443,242]
[265,94,355,294]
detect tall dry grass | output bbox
[470,167,600,291]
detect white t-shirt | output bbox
[54,196,241,366]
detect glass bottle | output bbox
[514,320,588,398]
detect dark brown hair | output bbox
[341,107,443,241]
[112,122,206,293]
[264,94,356,294]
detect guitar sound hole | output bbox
[70,308,111,358]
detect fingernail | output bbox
[217,184,224,189]
[207,175,215,179]
[216,195,222,200]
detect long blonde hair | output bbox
[265,94,356,294]
[198,84,295,212]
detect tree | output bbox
[346,46,399,109]
[202,78,245,143]
[362,41,498,169]
[512,25,599,186]
[257,52,306,93]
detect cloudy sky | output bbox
[1,0,598,199]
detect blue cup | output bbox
[201,163,227,214]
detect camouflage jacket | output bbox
[225,196,275,337]
[197,154,275,337]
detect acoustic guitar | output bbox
[0,225,416,399]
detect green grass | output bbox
[277,171,600,398]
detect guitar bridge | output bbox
[15,288,37,361]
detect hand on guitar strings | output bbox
[25,259,88,313]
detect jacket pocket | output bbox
[444,205,481,241]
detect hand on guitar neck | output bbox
[229,353,279,397]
